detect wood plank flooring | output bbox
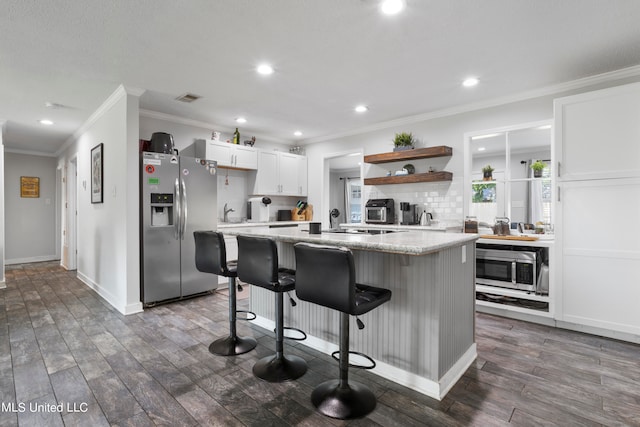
[1,262,640,426]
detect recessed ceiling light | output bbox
[462,77,479,87]
[354,105,368,113]
[235,117,247,124]
[294,131,303,137]
[39,119,54,125]
[256,64,274,75]
[477,147,486,151]
[380,0,406,15]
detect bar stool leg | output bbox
[310,312,376,419]
[209,276,257,356]
[252,292,307,382]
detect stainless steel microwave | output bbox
[476,245,545,294]
[365,199,395,224]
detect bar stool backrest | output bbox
[294,242,356,314]
[237,235,279,288]
[194,231,228,276]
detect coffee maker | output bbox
[400,202,418,225]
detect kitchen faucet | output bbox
[223,203,235,223]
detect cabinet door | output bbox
[206,141,233,167]
[233,145,258,170]
[557,178,640,334]
[255,150,280,195]
[297,156,308,196]
[555,82,640,181]
[279,153,300,195]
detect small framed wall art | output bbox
[20,176,40,198]
[91,143,103,203]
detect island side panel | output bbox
[437,243,476,378]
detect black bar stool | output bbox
[237,235,307,382]
[294,242,392,420]
[194,231,257,356]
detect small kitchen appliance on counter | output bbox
[248,197,271,222]
[400,202,418,225]
[365,199,395,224]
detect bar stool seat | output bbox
[237,235,307,382]
[294,242,392,420]
[194,231,257,356]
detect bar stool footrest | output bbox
[236,310,256,321]
[311,379,376,420]
[279,326,307,341]
[209,335,257,356]
[331,350,376,370]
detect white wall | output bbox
[57,86,142,315]
[4,153,58,263]
[304,75,640,228]
[0,122,5,286]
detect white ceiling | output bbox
[3,0,640,155]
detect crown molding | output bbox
[5,148,57,157]
[139,109,290,144]
[302,64,640,145]
[55,85,144,157]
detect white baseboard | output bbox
[251,315,476,401]
[5,255,59,265]
[0,281,5,290]
[76,271,143,316]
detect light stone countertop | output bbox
[218,221,309,229]
[219,226,478,256]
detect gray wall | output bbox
[4,153,58,263]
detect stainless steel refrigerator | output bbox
[140,151,218,306]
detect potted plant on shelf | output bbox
[393,132,415,152]
[530,160,545,178]
[482,165,494,181]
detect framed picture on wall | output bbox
[20,176,40,198]
[91,143,103,204]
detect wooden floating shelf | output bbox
[364,171,453,185]
[364,146,452,164]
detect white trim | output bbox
[556,320,640,345]
[251,315,476,401]
[76,271,143,315]
[140,109,290,145]
[4,148,57,157]
[5,255,59,265]
[55,85,144,157]
[0,281,5,290]
[303,65,640,145]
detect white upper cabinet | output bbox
[254,150,307,196]
[194,140,258,170]
[554,82,640,181]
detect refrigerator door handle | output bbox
[174,178,181,240]
[180,178,188,240]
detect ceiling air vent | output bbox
[175,93,201,103]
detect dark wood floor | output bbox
[1,262,640,426]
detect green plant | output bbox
[482,165,494,174]
[530,161,545,172]
[393,132,414,147]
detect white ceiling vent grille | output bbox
[175,93,202,103]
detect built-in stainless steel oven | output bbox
[365,199,395,224]
[476,244,546,294]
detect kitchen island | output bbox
[220,226,478,400]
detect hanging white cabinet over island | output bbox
[219,226,478,400]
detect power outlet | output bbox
[461,245,467,263]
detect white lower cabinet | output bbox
[556,178,640,335]
[254,150,307,196]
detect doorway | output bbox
[323,150,363,229]
[63,156,78,270]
